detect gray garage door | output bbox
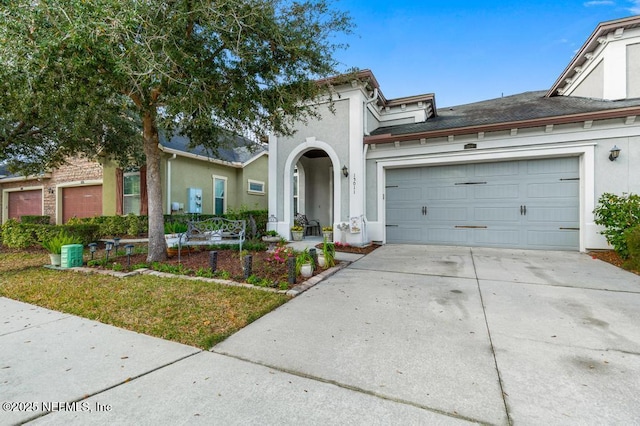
[385,157,579,250]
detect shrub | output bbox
[593,192,640,258]
[1,219,38,248]
[624,225,640,271]
[41,231,82,254]
[20,215,51,225]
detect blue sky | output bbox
[332,0,640,107]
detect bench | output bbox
[177,218,246,257]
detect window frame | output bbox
[212,175,227,215]
[247,179,265,195]
[123,171,141,215]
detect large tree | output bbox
[0,0,352,261]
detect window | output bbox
[247,179,265,195]
[123,172,140,215]
[293,167,299,216]
[213,176,227,215]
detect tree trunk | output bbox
[142,110,167,262]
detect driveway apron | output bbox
[215,245,640,425]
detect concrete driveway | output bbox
[3,245,640,425]
[214,245,640,425]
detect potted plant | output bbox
[164,221,187,250]
[291,225,304,241]
[295,248,315,278]
[41,231,81,266]
[322,226,333,242]
[317,237,336,268]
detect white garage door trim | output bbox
[2,185,44,224]
[375,143,596,251]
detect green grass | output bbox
[0,249,290,349]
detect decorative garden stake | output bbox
[287,255,296,285]
[209,251,218,273]
[88,243,97,260]
[243,255,253,279]
[113,237,121,254]
[309,248,318,271]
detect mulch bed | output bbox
[316,243,381,255]
[588,250,639,275]
[96,248,332,288]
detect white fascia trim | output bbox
[242,150,268,168]
[159,145,243,168]
[55,179,102,188]
[375,142,596,252]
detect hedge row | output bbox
[1,209,268,249]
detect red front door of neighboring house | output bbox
[8,190,42,220]
[62,185,102,223]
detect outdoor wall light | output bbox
[342,165,349,178]
[609,145,621,161]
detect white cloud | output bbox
[628,0,640,13]
[583,0,615,6]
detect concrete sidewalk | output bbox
[2,245,640,425]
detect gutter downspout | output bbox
[362,88,378,242]
[166,153,177,213]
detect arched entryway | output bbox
[284,138,342,232]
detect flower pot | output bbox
[49,253,61,266]
[291,230,304,241]
[300,263,313,278]
[322,231,333,242]
[317,254,326,268]
[166,246,192,258]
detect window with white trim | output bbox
[247,179,265,195]
[293,167,299,216]
[123,172,141,215]
[213,175,227,215]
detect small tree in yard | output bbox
[0,0,352,261]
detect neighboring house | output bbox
[102,134,268,217]
[0,156,103,225]
[267,15,640,251]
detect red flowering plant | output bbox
[266,245,295,264]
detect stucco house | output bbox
[102,134,268,217]
[1,156,103,225]
[267,15,640,251]
[1,135,267,225]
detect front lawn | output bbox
[0,249,290,349]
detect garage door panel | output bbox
[422,164,467,179]
[425,186,467,200]
[473,184,519,199]
[474,207,519,222]
[527,181,579,198]
[8,190,42,220]
[428,206,467,221]
[473,229,521,246]
[387,226,423,243]
[526,229,579,249]
[63,186,102,223]
[387,187,420,202]
[388,168,421,181]
[427,227,469,244]
[527,206,578,223]
[474,161,519,177]
[387,207,422,222]
[527,157,578,175]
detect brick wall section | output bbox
[1,156,103,223]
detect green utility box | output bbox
[61,244,84,268]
